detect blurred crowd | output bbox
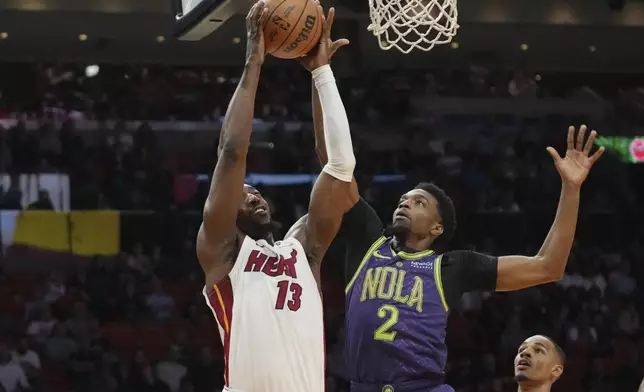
[0,62,643,392]
[1,62,644,126]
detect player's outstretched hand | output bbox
[546,125,605,188]
[245,0,270,66]
[298,6,350,71]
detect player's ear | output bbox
[431,223,443,238]
[551,364,563,381]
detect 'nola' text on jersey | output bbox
[361,267,424,313]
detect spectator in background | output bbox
[156,346,186,392]
[608,260,636,297]
[145,278,174,321]
[10,338,40,372]
[0,343,30,392]
[25,306,57,344]
[43,273,66,304]
[10,338,40,391]
[44,324,77,364]
[508,70,538,98]
[617,301,640,334]
[65,302,92,340]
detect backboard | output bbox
[172,0,254,41]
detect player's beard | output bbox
[514,373,530,382]
[237,213,281,242]
[385,222,409,243]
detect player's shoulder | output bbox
[440,249,498,270]
[441,249,471,259]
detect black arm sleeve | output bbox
[439,250,498,310]
[335,198,384,284]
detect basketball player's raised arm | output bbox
[197,2,269,283]
[303,31,383,280]
[285,7,355,265]
[495,126,604,291]
[312,78,360,212]
[310,71,384,281]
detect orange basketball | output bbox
[263,0,323,59]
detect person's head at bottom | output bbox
[514,335,565,391]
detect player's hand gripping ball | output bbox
[262,0,323,59]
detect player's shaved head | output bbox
[514,335,565,389]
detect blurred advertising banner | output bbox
[0,210,119,256]
[0,173,70,211]
[595,136,644,164]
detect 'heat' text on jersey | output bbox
[360,267,423,312]
[244,249,298,278]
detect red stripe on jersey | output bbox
[207,276,234,386]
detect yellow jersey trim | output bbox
[389,242,434,260]
[345,236,387,293]
[434,255,449,312]
[213,284,230,333]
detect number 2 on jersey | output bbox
[275,280,302,311]
[374,304,399,341]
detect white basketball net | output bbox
[367,0,459,54]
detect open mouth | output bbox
[516,359,530,371]
[394,211,409,220]
[253,206,268,215]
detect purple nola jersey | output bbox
[345,236,450,391]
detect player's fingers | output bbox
[258,3,270,28]
[566,125,575,151]
[246,2,258,25]
[248,1,263,30]
[589,146,605,164]
[576,124,587,151]
[324,7,336,38]
[329,38,349,59]
[317,5,327,33]
[546,147,561,162]
[583,130,597,156]
[329,38,349,56]
[255,0,268,26]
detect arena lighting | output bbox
[589,45,597,52]
[520,43,529,51]
[0,32,7,39]
[78,34,88,41]
[156,35,166,42]
[232,37,241,44]
[450,42,459,49]
[85,65,100,78]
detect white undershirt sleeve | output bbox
[312,64,356,183]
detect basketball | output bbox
[263,0,323,59]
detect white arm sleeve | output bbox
[312,64,356,183]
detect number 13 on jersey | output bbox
[275,280,302,311]
[374,304,399,341]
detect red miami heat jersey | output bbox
[203,236,325,392]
